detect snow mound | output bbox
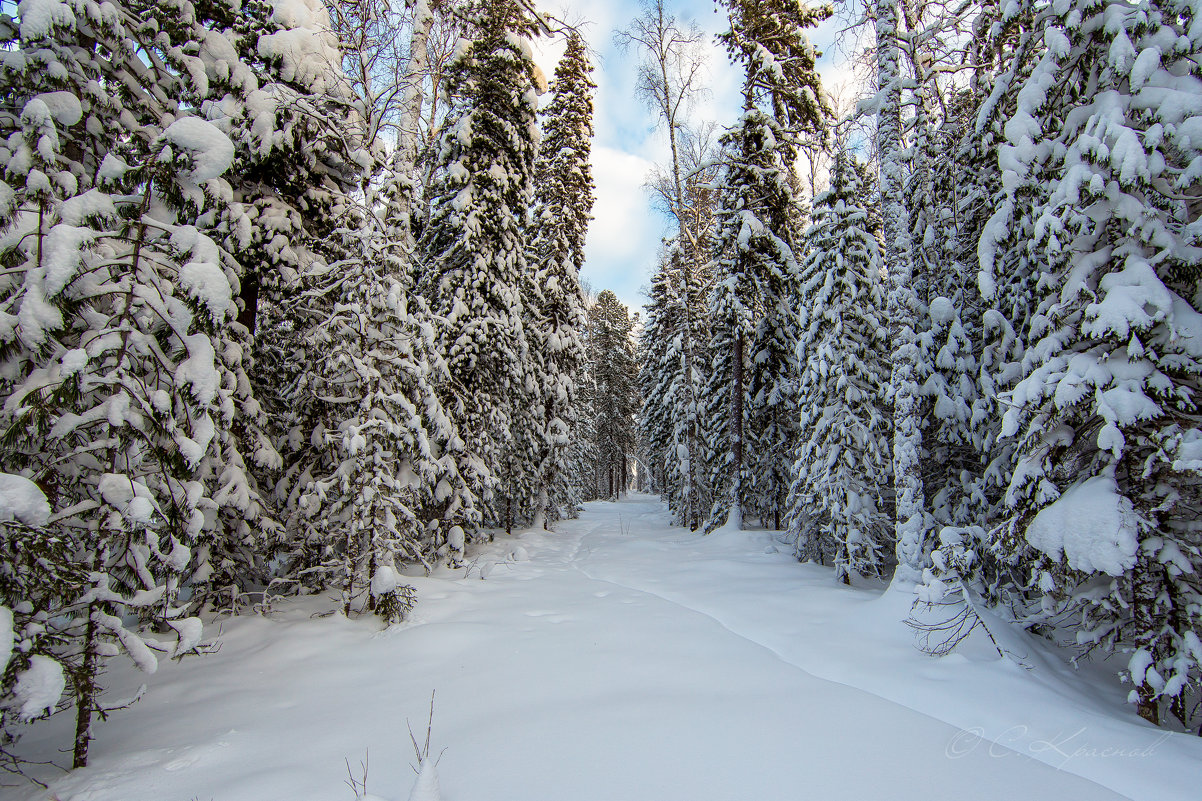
[14,655,65,720]
[1024,475,1140,575]
[164,118,235,182]
[0,472,51,527]
[407,758,441,801]
[0,606,12,674]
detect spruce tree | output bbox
[301,188,478,620]
[0,0,257,765]
[230,0,382,592]
[787,151,893,582]
[988,0,1202,728]
[876,0,927,585]
[528,31,595,526]
[418,0,543,534]
[702,0,828,531]
[588,291,639,498]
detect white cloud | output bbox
[581,146,664,310]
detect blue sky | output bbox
[530,0,858,316]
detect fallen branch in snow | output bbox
[908,578,1033,669]
[907,585,999,658]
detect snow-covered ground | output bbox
[11,495,1199,801]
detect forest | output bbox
[0,0,1199,792]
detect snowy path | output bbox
[15,495,1198,801]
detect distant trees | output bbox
[587,292,640,498]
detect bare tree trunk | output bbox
[236,269,259,335]
[394,0,436,256]
[72,602,100,768]
[732,331,744,528]
[877,0,926,585]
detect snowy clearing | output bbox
[11,495,1198,801]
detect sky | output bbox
[528,0,862,316]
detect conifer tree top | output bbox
[716,0,831,132]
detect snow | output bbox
[370,565,400,597]
[176,333,220,406]
[8,497,1197,801]
[407,759,441,801]
[14,655,65,721]
[163,118,235,183]
[1024,474,1141,575]
[97,473,157,525]
[34,91,82,126]
[0,606,12,675]
[928,295,956,326]
[59,347,88,376]
[0,472,51,527]
[41,223,91,297]
[258,0,344,93]
[169,617,205,658]
[17,0,74,41]
[447,525,465,554]
[178,260,233,322]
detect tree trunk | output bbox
[394,0,435,255]
[236,269,259,335]
[73,602,100,768]
[366,549,377,612]
[343,526,360,616]
[877,0,926,585]
[732,331,744,528]
[1133,556,1161,725]
[533,486,549,531]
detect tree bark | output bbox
[72,602,100,768]
[394,0,436,257]
[732,331,744,528]
[877,0,926,585]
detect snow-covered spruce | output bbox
[786,151,893,583]
[527,31,596,526]
[0,0,261,765]
[874,0,927,586]
[228,0,379,599]
[301,197,478,621]
[986,0,1202,729]
[702,0,829,532]
[418,0,544,534]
